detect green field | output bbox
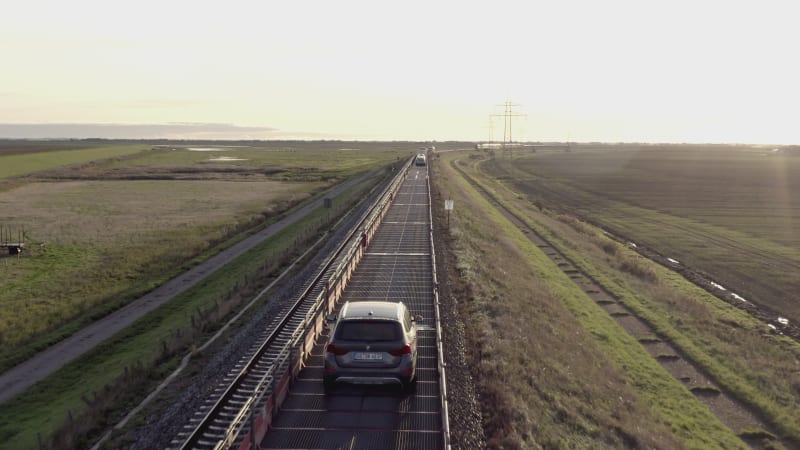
[0,139,408,449]
[106,142,411,179]
[436,150,800,447]
[0,141,413,369]
[0,172,386,450]
[0,179,321,355]
[432,152,748,448]
[0,143,149,179]
[483,145,800,324]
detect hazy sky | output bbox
[1,0,798,143]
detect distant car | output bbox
[415,153,427,166]
[323,301,420,391]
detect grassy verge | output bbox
[463,154,800,445]
[434,153,747,448]
[0,167,391,450]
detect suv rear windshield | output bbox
[336,320,402,341]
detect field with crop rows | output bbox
[438,148,800,447]
[483,144,800,324]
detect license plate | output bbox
[354,352,382,361]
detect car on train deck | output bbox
[323,301,421,391]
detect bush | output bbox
[619,257,658,282]
[601,241,618,256]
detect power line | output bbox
[490,100,526,156]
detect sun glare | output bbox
[1,0,798,142]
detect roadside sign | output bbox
[445,199,454,227]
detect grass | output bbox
[98,142,413,180]
[0,140,415,370]
[482,144,800,325]
[0,179,323,367]
[433,152,748,449]
[0,165,390,450]
[463,151,800,444]
[0,143,148,179]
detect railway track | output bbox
[173,160,450,450]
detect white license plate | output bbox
[354,352,382,361]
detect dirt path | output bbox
[0,175,368,404]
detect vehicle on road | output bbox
[324,301,420,391]
[415,153,427,166]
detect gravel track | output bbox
[430,164,487,450]
[124,245,331,450]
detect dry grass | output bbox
[0,139,415,363]
[477,153,800,444]
[618,256,659,282]
[0,166,390,450]
[3,179,317,243]
[483,145,800,327]
[433,155,689,449]
[0,179,322,351]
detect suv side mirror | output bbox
[325,314,337,329]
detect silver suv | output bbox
[323,301,420,391]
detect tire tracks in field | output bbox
[450,158,785,449]
[485,158,800,337]
[489,158,800,275]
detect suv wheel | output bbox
[402,377,417,394]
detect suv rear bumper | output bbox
[331,376,404,385]
[324,354,415,385]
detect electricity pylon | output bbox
[491,100,526,157]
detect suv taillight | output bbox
[389,344,411,356]
[326,344,348,355]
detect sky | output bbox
[1,0,798,143]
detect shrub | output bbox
[619,257,658,282]
[601,241,618,256]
